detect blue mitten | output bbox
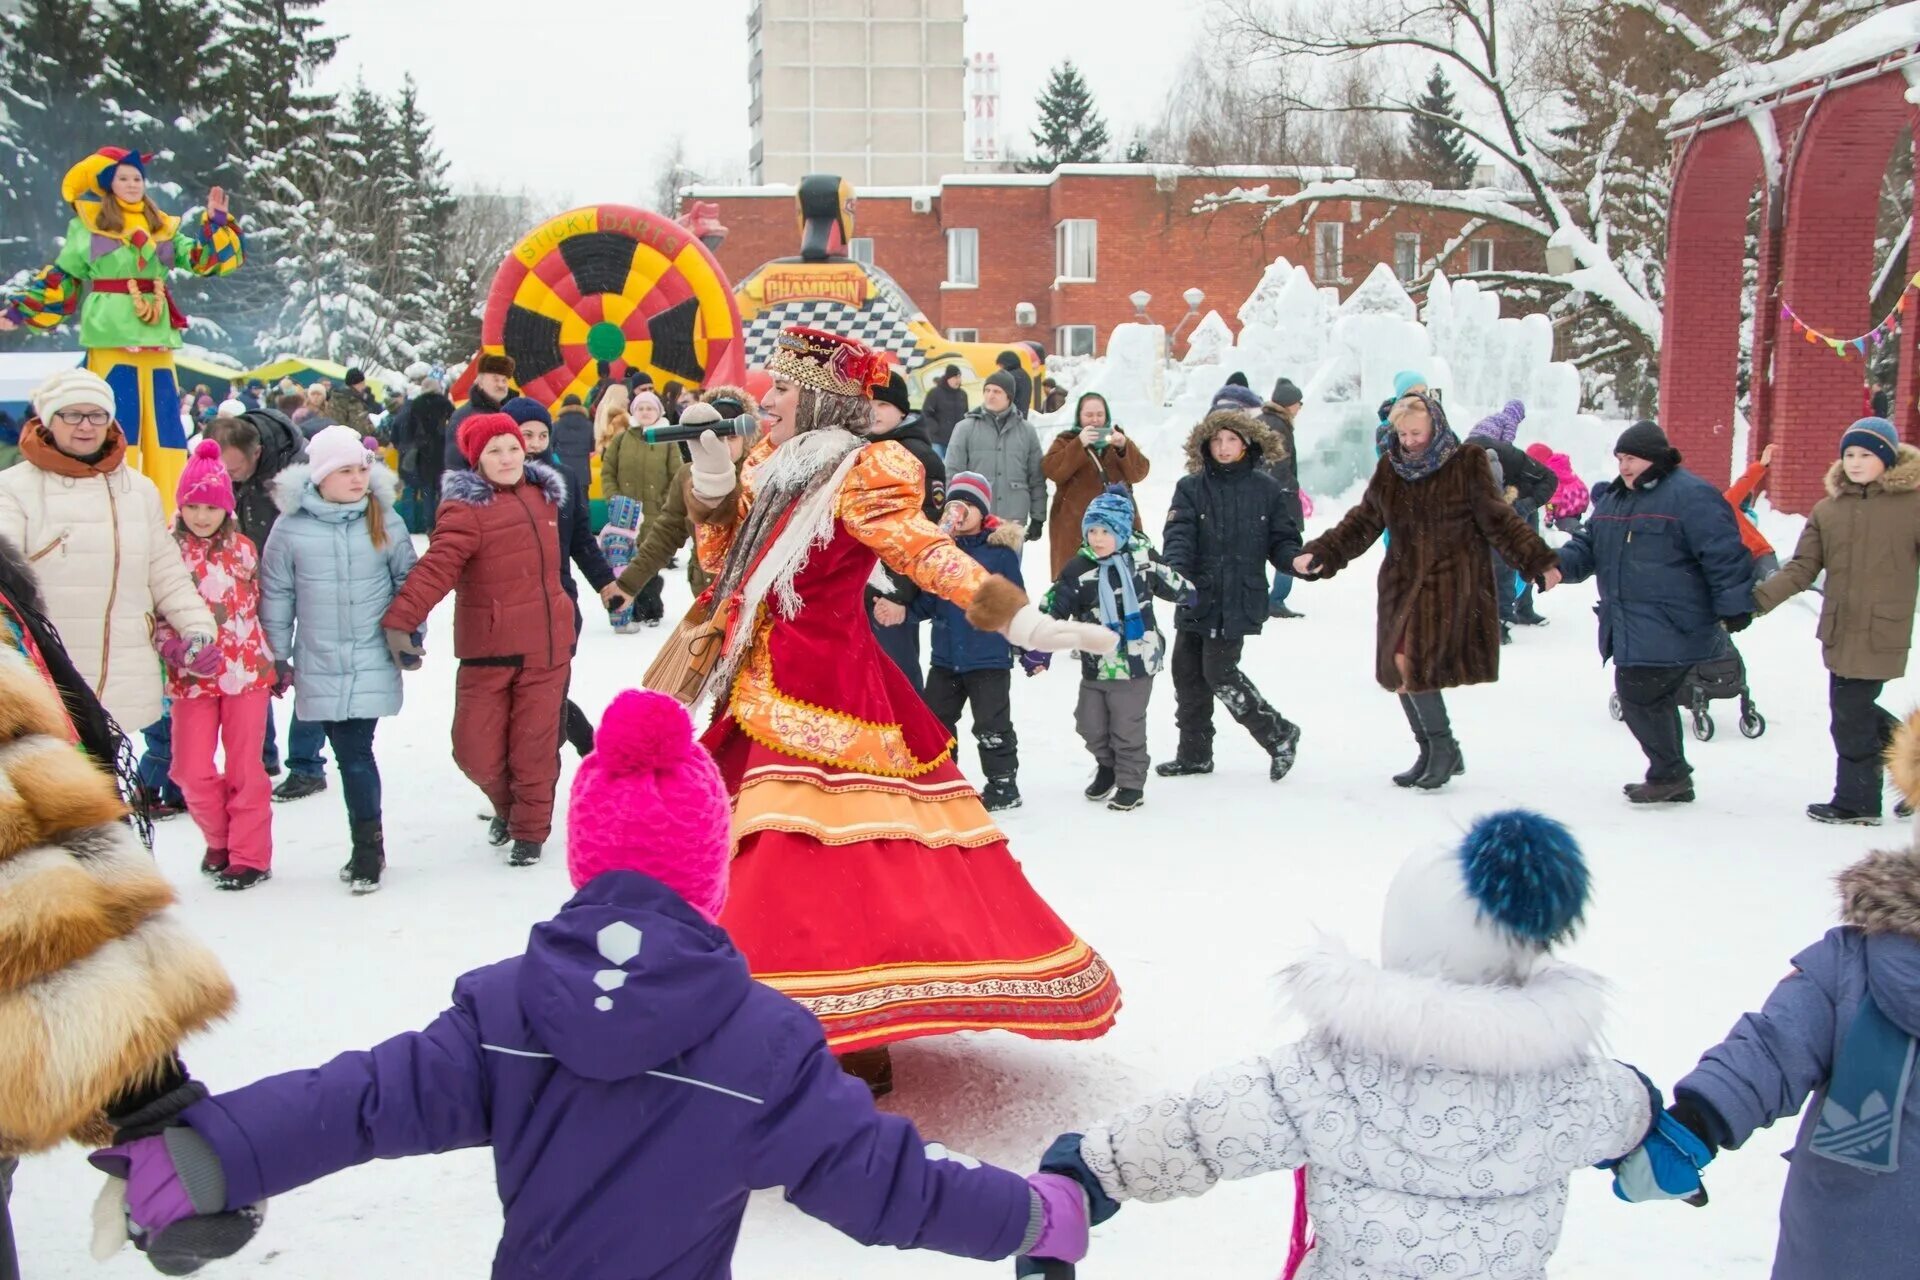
[1604,1109,1715,1204]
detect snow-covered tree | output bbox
[1024,60,1111,172]
[1205,0,1890,413]
[0,0,111,263]
[1407,65,1476,189]
[386,76,456,364]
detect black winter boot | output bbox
[1084,766,1117,801]
[982,776,1022,812]
[1267,722,1301,782]
[271,772,327,803]
[1408,693,1465,790]
[1393,694,1430,787]
[1107,787,1145,812]
[1155,752,1214,777]
[347,821,386,895]
[509,839,544,866]
[486,814,511,847]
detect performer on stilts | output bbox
[0,147,244,505]
[672,325,1122,1094]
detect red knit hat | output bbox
[567,691,733,918]
[457,412,525,466]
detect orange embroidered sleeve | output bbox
[838,442,989,611]
[693,438,777,576]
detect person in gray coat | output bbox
[259,427,419,892]
[1662,833,1920,1280]
[945,369,1046,541]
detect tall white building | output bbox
[748,0,966,186]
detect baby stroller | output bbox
[1609,629,1766,742]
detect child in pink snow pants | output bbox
[158,440,281,891]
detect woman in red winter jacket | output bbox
[383,413,575,867]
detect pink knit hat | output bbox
[175,438,235,514]
[568,690,732,917]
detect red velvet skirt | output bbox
[705,715,1121,1052]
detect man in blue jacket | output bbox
[1553,421,1755,804]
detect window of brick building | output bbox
[1469,239,1495,274]
[1055,219,1097,282]
[946,328,979,342]
[1394,233,1421,282]
[849,238,874,266]
[1056,325,1096,357]
[946,228,979,287]
[1314,222,1344,284]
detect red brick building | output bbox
[683,164,1542,359]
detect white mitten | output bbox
[1002,604,1119,655]
[90,1173,130,1259]
[687,430,736,503]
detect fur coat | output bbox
[0,645,233,1155]
[1303,442,1556,693]
[1076,940,1651,1279]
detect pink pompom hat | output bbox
[567,690,733,919]
[175,438,236,514]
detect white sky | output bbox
[315,0,1213,199]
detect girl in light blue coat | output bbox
[260,426,417,894]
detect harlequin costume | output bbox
[1,147,245,505]
[684,327,1120,1067]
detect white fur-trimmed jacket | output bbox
[1077,941,1653,1279]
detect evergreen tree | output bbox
[388,76,456,364]
[1407,65,1477,189]
[1024,60,1111,173]
[0,0,111,266]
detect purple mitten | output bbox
[91,1136,198,1238]
[1025,1172,1089,1262]
[156,634,194,670]
[185,639,222,678]
[1019,649,1051,677]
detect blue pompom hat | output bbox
[1841,416,1899,470]
[1379,810,1591,985]
[1081,483,1135,546]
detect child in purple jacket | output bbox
[1641,735,1920,1278]
[89,690,1090,1279]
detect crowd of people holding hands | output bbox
[0,332,1913,1280]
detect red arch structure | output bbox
[1663,13,1920,512]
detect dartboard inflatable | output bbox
[479,205,746,404]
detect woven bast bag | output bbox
[642,596,735,706]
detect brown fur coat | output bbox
[0,649,233,1155]
[1303,442,1557,693]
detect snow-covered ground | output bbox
[16,474,1892,1278]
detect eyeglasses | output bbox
[53,409,112,427]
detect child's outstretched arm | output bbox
[1672,933,1844,1152]
[1069,1052,1310,1207]
[747,1036,1058,1262]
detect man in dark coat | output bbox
[208,409,332,795]
[1158,410,1304,782]
[995,350,1034,416]
[506,399,617,757]
[1260,378,1307,619]
[1552,420,1755,805]
[395,379,455,533]
[920,364,970,453]
[551,394,595,481]
[445,353,516,472]
[866,372,946,694]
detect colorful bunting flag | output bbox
[1779,274,1915,364]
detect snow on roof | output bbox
[684,164,1358,201]
[1669,2,1920,128]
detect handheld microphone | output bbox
[643,417,749,446]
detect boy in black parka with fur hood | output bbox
[1158,409,1304,782]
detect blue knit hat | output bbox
[1210,384,1264,414]
[1841,417,1899,470]
[1082,483,1134,546]
[502,396,553,429]
[1392,370,1428,400]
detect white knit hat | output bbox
[306,424,374,485]
[30,368,117,424]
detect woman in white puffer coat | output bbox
[0,368,213,733]
[1030,812,1660,1280]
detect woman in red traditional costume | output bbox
[675,326,1121,1092]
